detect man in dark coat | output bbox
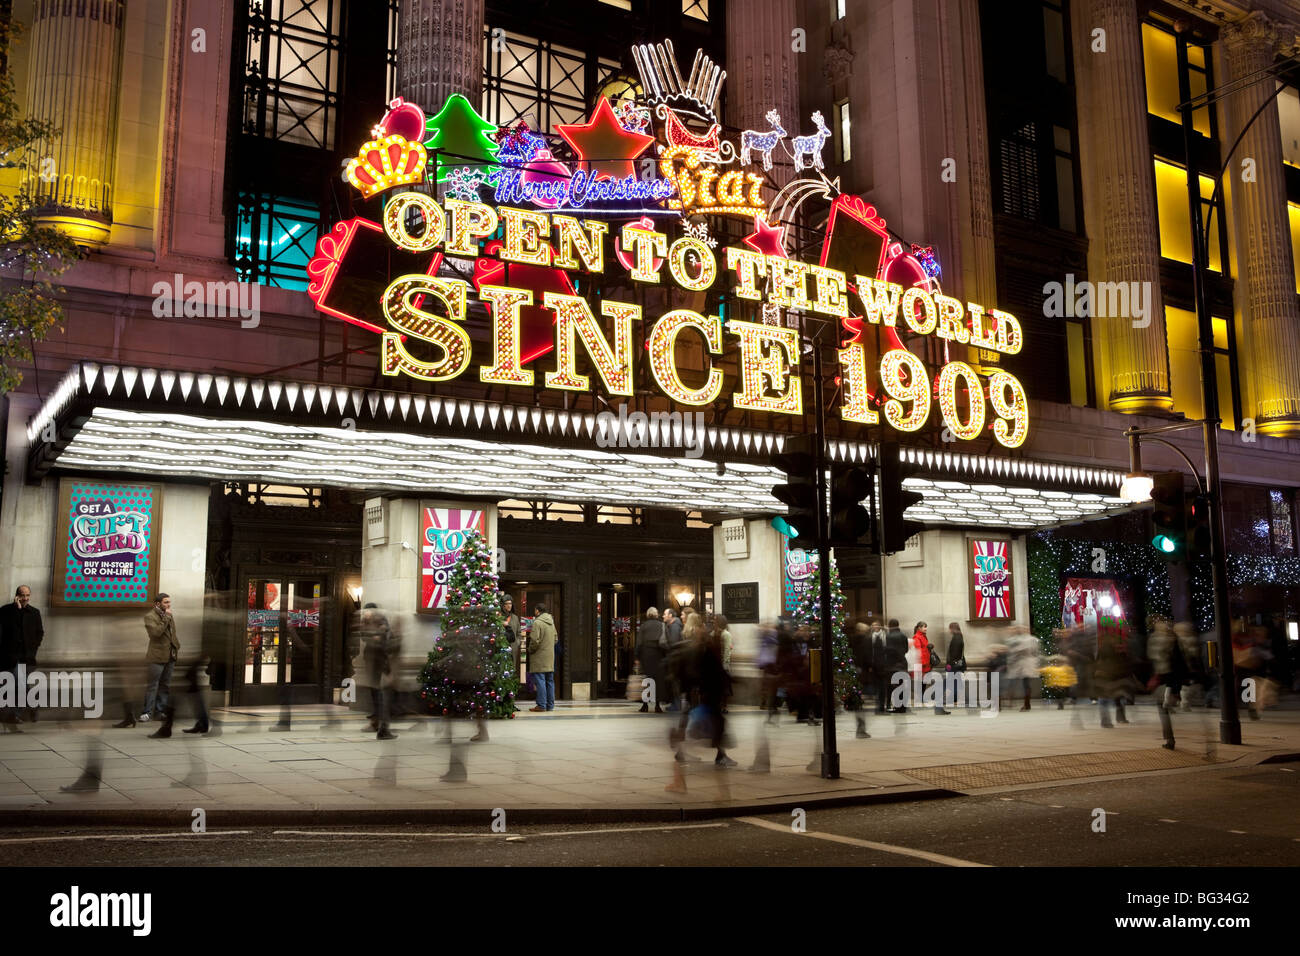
[0,586,44,724]
[883,619,909,711]
[634,607,666,712]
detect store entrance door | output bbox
[597,582,658,698]
[237,573,329,706]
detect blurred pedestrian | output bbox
[1006,627,1041,712]
[869,619,888,713]
[635,606,666,713]
[1149,619,1189,749]
[714,614,734,713]
[943,622,967,711]
[357,603,399,739]
[1095,630,1132,727]
[884,619,909,712]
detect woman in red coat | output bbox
[910,622,931,676]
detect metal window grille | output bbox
[233,193,322,290]
[481,27,621,134]
[243,0,341,148]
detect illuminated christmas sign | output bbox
[306,43,1031,450]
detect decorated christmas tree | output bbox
[418,530,519,719]
[424,93,500,184]
[792,555,861,711]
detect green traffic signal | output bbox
[1152,534,1177,554]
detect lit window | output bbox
[1279,86,1300,168]
[683,0,709,22]
[599,0,632,8]
[1271,490,1295,554]
[1289,202,1300,293]
[836,99,851,164]
[1165,307,1236,429]
[1065,321,1088,406]
[242,0,342,148]
[233,194,321,290]
[834,0,847,19]
[1153,159,1223,272]
[482,30,621,134]
[1142,23,1210,138]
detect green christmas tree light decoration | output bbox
[791,555,862,711]
[424,93,500,184]
[418,530,519,719]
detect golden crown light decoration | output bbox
[344,133,428,198]
[303,40,1032,451]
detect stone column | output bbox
[397,0,485,109]
[726,0,800,191]
[955,0,1000,371]
[1222,12,1300,438]
[21,0,127,246]
[1074,0,1171,414]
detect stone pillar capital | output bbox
[1222,10,1283,57]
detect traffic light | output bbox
[829,463,873,547]
[878,442,925,554]
[1186,493,1213,561]
[772,433,822,551]
[1149,471,1187,561]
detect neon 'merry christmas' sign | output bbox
[306,42,1031,449]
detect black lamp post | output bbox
[1164,50,1300,744]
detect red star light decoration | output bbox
[556,99,656,181]
[742,214,788,259]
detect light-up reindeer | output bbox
[740,110,785,171]
[792,110,831,172]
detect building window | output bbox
[833,0,847,19]
[1153,158,1225,273]
[230,483,323,507]
[233,193,321,290]
[242,0,342,149]
[1224,485,1298,556]
[1065,320,1088,406]
[683,0,709,22]
[835,99,851,164]
[1271,490,1296,555]
[482,28,621,134]
[1163,307,1237,428]
[1142,22,1210,138]
[981,0,1081,232]
[1279,85,1300,169]
[386,0,400,102]
[1290,202,1300,292]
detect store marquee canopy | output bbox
[26,362,1135,528]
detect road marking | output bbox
[0,830,252,845]
[1158,819,1178,823]
[272,823,729,840]
[1228,829,1246,834]
[736,816,989,867]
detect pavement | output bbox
[1,698,1297,824]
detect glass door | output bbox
[240,574,327,704]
